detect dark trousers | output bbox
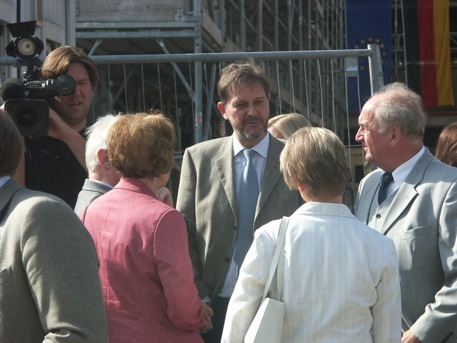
[202,296,230,343]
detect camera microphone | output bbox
[0,78,26,101]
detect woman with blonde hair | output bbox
[222,127,401,342]
[267,112,310,139]
[82,112,213,343]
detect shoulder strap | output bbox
[262,216,289,301]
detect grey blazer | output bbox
[0,179,109,343]
[74,178,113,216]
[176,135,302,300]
[355,149,457,343]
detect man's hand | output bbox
[402,330,422,343]
[47,109,87,171]
[156,187,174,207]
[198,300,214,333]
[48,108,74,141]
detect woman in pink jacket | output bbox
[82,112,213,343]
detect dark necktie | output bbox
[234,149,259,269]
[378,172,393,204]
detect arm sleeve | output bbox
[371,239,402,343]
[221,224,275,343]
[20,197,109,343]
[411,181,457,342]
[176,149,209,298]
[153,209,206,331]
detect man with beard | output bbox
[176,62,302,343]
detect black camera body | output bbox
[2,21,75,136]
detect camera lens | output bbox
[15,105,39,128]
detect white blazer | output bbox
[222,202,401,343]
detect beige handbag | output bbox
[244,217,289,343]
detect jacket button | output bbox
[224,257,230,263]
[376,214,381,219]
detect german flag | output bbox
[403,0,454,107]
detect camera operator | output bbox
[24,46,99,209]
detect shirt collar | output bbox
[232,133,269,159]
[389,146,425,187]
[0,175,11,189]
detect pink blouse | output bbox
[83,177,205,343]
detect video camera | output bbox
[1,21,75,136]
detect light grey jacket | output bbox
[355,149,457,343]
[74,178,112,216]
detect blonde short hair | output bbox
[280,127,350,198]
[108,112,175,178]
[268,113,310,139]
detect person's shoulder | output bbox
[427,157,457,181]
[14,187,68,208]
[184,137,231,161]
[360,168,382,183]
[9,188,87,236]
[353,219,396,251]
[187,136,231,152]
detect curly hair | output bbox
[107,112,175,178]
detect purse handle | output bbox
[262,216,289,301]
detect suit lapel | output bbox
[214,137,237,219]
[356,171,381,224]
[257,136,283,216]
[379,149,433,235]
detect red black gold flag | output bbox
[403,0,454,107]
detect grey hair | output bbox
[372,82,426,140]
[85,114,121,172]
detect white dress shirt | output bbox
[222,202,401,343]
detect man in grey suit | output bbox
[74,114,120,216]
[355,82,457,343]
[0,109,109,342]
[176,62,302,342]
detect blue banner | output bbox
[346,0,392,113]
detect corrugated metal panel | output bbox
[43,0,65,26]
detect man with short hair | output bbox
[74,114,120,216]
[25,46,99,208]
[176,62,302,342]
[355,82,457,343]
